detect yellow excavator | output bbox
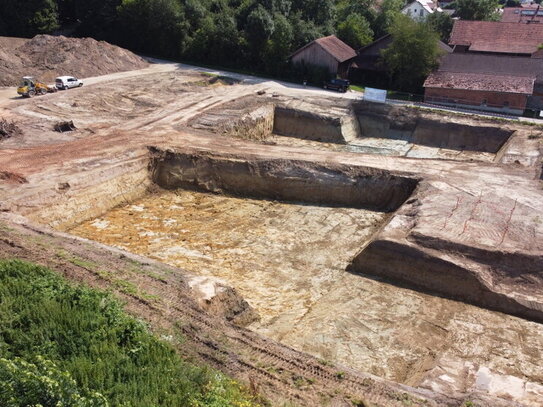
[17,76,56,98]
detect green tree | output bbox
[455,0,500,20]
[262,13,294,75]
[427,11,453,42]
[246,4,275,43]
[337,13,373,49]
[372,0,404,38]
[336,0,377,26]
[73,0,121,40]
[382,14,443,92]
[292,0,335,27]
[117,0,188,57]
[289,11,324,49]
[0,0,59,37]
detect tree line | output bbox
[0,0,503,91]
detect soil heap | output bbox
[0,35,148,86]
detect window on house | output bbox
[482,99,487,106]
[420,9,423,16]
[503,101,510,108]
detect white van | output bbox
[55,76,83,90]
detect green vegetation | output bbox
[0,0,456,91]
[350,84,364,92]
[455,0,501,21]
[427,11,454,42]
[0,259,261,407]
[0,0,406,81]
[382,14,443,92]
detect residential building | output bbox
[449,20,543,56]
[424,53,543,114]
[402,0,443,21]
[501,4,543,23]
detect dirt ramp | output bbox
[0,35,148,86]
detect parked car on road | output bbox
[323,78,350,92]
[55,76,83,90]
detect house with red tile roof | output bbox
[424,20,543,114]
[449,20,543,56]
[424,53,543,114]
[289,35,357,78]
[501,4,543,23]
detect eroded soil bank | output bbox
[70,189,543,399]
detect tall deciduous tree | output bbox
[372,0,403,38]
[0,0,59,37]
[427,11,453,42]
[382,14,443,92]
[117,0,188,57]
[337,13,373,49]
[455,0,500,20]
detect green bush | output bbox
[0,356,107,407]
[0,259,260,407]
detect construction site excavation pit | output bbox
[64,152,543,399]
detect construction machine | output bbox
[17,76,56,98]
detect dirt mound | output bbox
[0,35,148,87]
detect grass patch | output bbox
[0,259,262,407]
[350,85,364,92]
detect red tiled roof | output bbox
[424,71,535,94]
[315,36,357,62]
[501,6,543,23]
[437,53,543,77]
[289,35,356,63]
[449,20,543,54]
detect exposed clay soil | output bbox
[0,57,542,406]
[70,189,543,392]
[0,35,148,86]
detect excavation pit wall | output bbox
[149,148,419,211]
[221,101,515,157]
[353,101,515,153]
[273,106,360,144]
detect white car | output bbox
[55,76,83,90]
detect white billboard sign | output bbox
[364,87,387,103]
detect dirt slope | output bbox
[0,35,148,86]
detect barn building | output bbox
[424,53,543,114]
[448,20,543,56]
[289,35,356,79]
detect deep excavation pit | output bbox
[64,148,543,404]
[191,97,517,162]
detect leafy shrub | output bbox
[0,259,260,407]
[0,356,107,407]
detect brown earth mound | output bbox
[0,35,148,87]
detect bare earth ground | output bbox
[70,188,543,394]
[0,57,542,407]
